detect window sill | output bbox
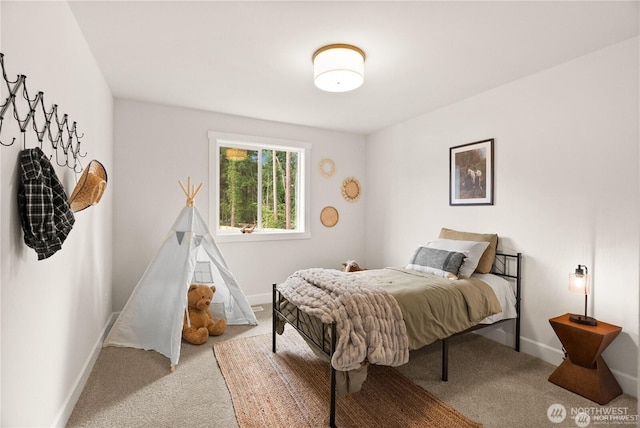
[214,231,311,243]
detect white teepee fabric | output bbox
[104,205,257,367]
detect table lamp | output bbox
[568,264,597,326]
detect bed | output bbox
[272,231,522,427]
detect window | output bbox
[192,261,214,283]
[208,132,311,242]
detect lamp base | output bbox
[569,313,598,326]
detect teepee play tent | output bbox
[104,178,257,369]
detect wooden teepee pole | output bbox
[178,177,203,207]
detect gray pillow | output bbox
[406,247,467,279]
[424,239,490,278]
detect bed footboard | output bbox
[491,252,522,352]
[440,252,522,381]
[272,284,338,427]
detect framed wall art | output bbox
[449,139,494,206]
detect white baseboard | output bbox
[519,335,564,366]
[478,328,638,397]
[473,323,517,348]
[51,312,118,427]
[247,292,272,306]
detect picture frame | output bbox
[449,139,494,206]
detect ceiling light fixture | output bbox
[312,44,365,93]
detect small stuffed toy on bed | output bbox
[342,260,365,272]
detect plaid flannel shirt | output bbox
[17,148,75,260]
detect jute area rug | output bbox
[214,329,482,428]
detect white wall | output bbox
[365,37,639,395]
[0,4,634,426]
[0,2,113,427]
[113,99,366,308]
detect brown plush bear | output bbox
[342,260,365,272]
[182,284,227,345]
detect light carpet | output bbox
[214,329,482,428]
[68,306,637,428]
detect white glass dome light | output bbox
[313,44,365,93]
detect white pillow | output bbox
[425,239,490,278]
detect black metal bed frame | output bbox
[272,252,522,428]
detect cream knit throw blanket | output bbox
[277,268,409,371]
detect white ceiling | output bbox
[69,1,639,135]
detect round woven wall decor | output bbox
[320,206,339,227]
[319,158,336,177]
[341,177,361,202]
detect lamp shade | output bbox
[313,44,365,92]
[568,264,596,325]
[568,265,590,295]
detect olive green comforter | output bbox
[353,267,502,350]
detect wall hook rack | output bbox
[0,52,87,172]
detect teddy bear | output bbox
[342,260,365,272]
[182,284,227,345]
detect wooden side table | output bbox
[548,313,622,404]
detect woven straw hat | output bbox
[68,160,107,212]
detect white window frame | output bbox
[208,131,311,243]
